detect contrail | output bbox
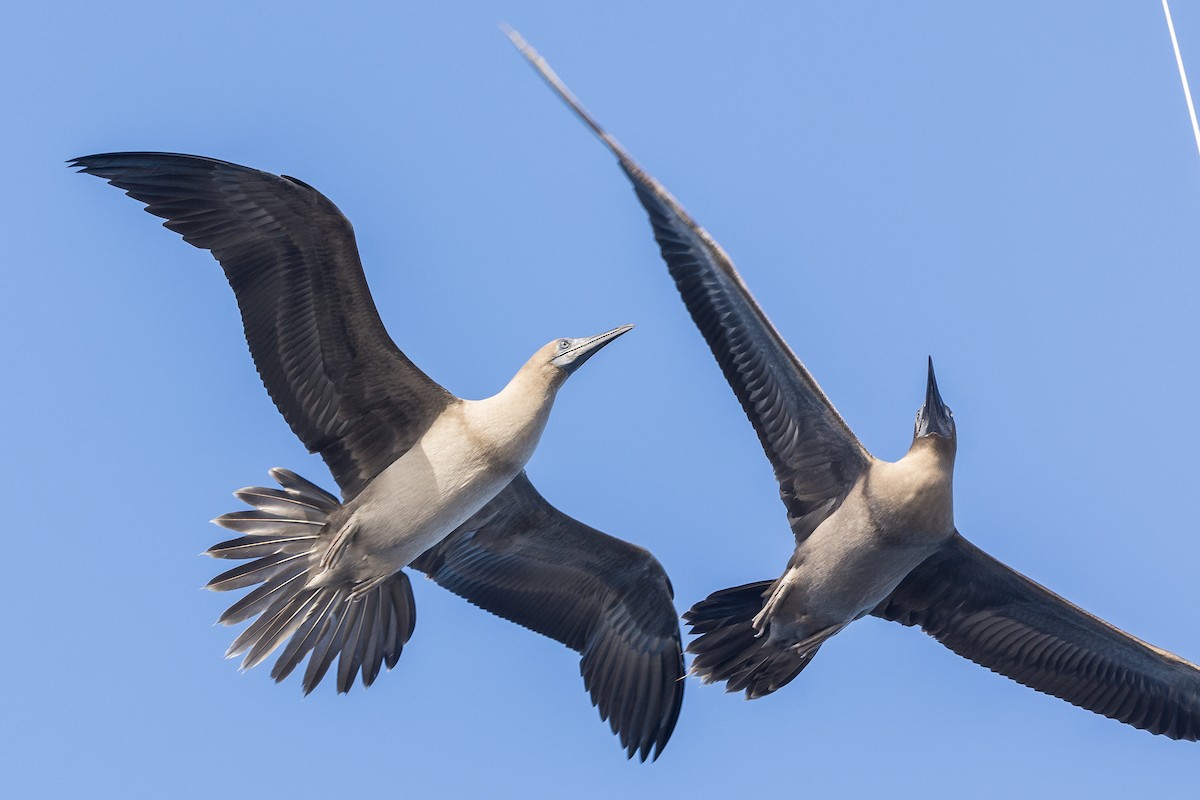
[1163,0,1200,160]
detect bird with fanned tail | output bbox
[508,28,1200,741]
[73,152,683,761]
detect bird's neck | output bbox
[881,437,956,534]
[495,358,563,417]
[904,435,956,471]
[464,364,562,473]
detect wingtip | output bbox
[500,24,618,150]
[68,153,120,172]
[498,22,530,55]
[68,155,97,173]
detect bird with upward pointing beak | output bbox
[72,152,683,761]
[508,27,1200,740]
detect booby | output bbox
[508,30,1200,740]
[73,152,683,761]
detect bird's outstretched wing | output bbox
[412,471,684,761]
[506,31,870,541]
[874,532,1200,740]
[73,153,454,499]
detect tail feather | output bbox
[684,580,825,700]
[384,576,416,669]
[336,595,368,692]
[271,591,341,683]
[361,590,385,687]
[240,590,322,669]
[206,534,319,561]
[208,552,308,591]
[219,563,310,625]
[346,589,389,691]
[233,486,334,519]
[205,469,416,693]
[224,575,312,657]
[268,467,340,508]
[303,604,348,693]
[212,509,325,535]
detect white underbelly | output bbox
[803,527,936,616]
[336,417,524,577]
[774,503,950,632]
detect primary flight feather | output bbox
[508,29,1200,741]
[74,152,683,761]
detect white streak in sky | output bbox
[1163,0,1200,160]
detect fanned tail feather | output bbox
[684,580,822,700]
[204,468,416,693]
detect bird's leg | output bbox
[318,518,358,572]
[752,572,799,636]
[787,623,846,653]
[348,573,391,600]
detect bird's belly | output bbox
[767,461,955,642]
[774,521,947,634]
[332,421,522,580]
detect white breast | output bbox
[339,395,551,577]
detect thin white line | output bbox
[1163,0,1200,160]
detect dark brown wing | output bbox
[507,32,870,540]
[412,472,684,761]
[73,153,454,499]
[874,532,1200,740]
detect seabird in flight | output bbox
[73,152,683,761]
[507,29,1200,740]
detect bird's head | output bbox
[913,356,956,450]
[540,323,634,384]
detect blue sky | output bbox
[6,2,1200,796]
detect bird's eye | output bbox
[558,339,571,350]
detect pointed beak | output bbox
[917,356,954,438]
[553,324,634,375]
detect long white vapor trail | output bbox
[1163,0,1200,160]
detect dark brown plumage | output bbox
[73,152,683,761]
[509,28,1200,741]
